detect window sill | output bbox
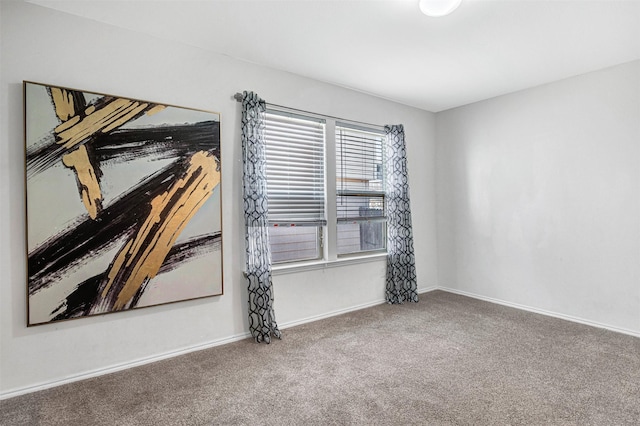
[271,252,387,276]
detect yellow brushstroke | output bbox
[101,240,133,296]
[146,105,166,116]
[56,98,131,148]
[62,145,102,219]
[50,87,76,121]
[85,105,96,115]
[55,98,156,149]
[102,102,148,133]
[99,151,219,310]
[54,115,80,133]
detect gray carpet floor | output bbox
[1,290,639,425]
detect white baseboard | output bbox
[418,286,439,295]
[278,286,438,330]
[279,299,386,330]
[438,286,640,339]
[0,331,251,401]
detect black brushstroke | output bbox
[130,279,151,311]
[26,121,220,178]
[93,121,221,166]
[25,136,66,178]
[51,273,104,320]
[50,233,221,321]
[158,232,221,275]
[28,156,199,295]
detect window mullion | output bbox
[324,119,338,262]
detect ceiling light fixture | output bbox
[419,0,462,17]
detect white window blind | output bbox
[336,124,385,223]
[264,110,326,227]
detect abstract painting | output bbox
[24,82,222,325]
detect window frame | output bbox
[262,107,388,268]
[335,123,387,257]
[263,108,326,265]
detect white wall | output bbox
[0,1,437,396]
[436,60,640,335]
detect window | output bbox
[335,124,386,255]
[263,108,386,265]
[263,109,326,263]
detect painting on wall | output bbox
[24,81,222,326]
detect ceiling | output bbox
[26,0,640,112]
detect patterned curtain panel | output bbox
[384,125,418,304]
[241,91,281,343]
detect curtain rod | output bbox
[233,92,386,131]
